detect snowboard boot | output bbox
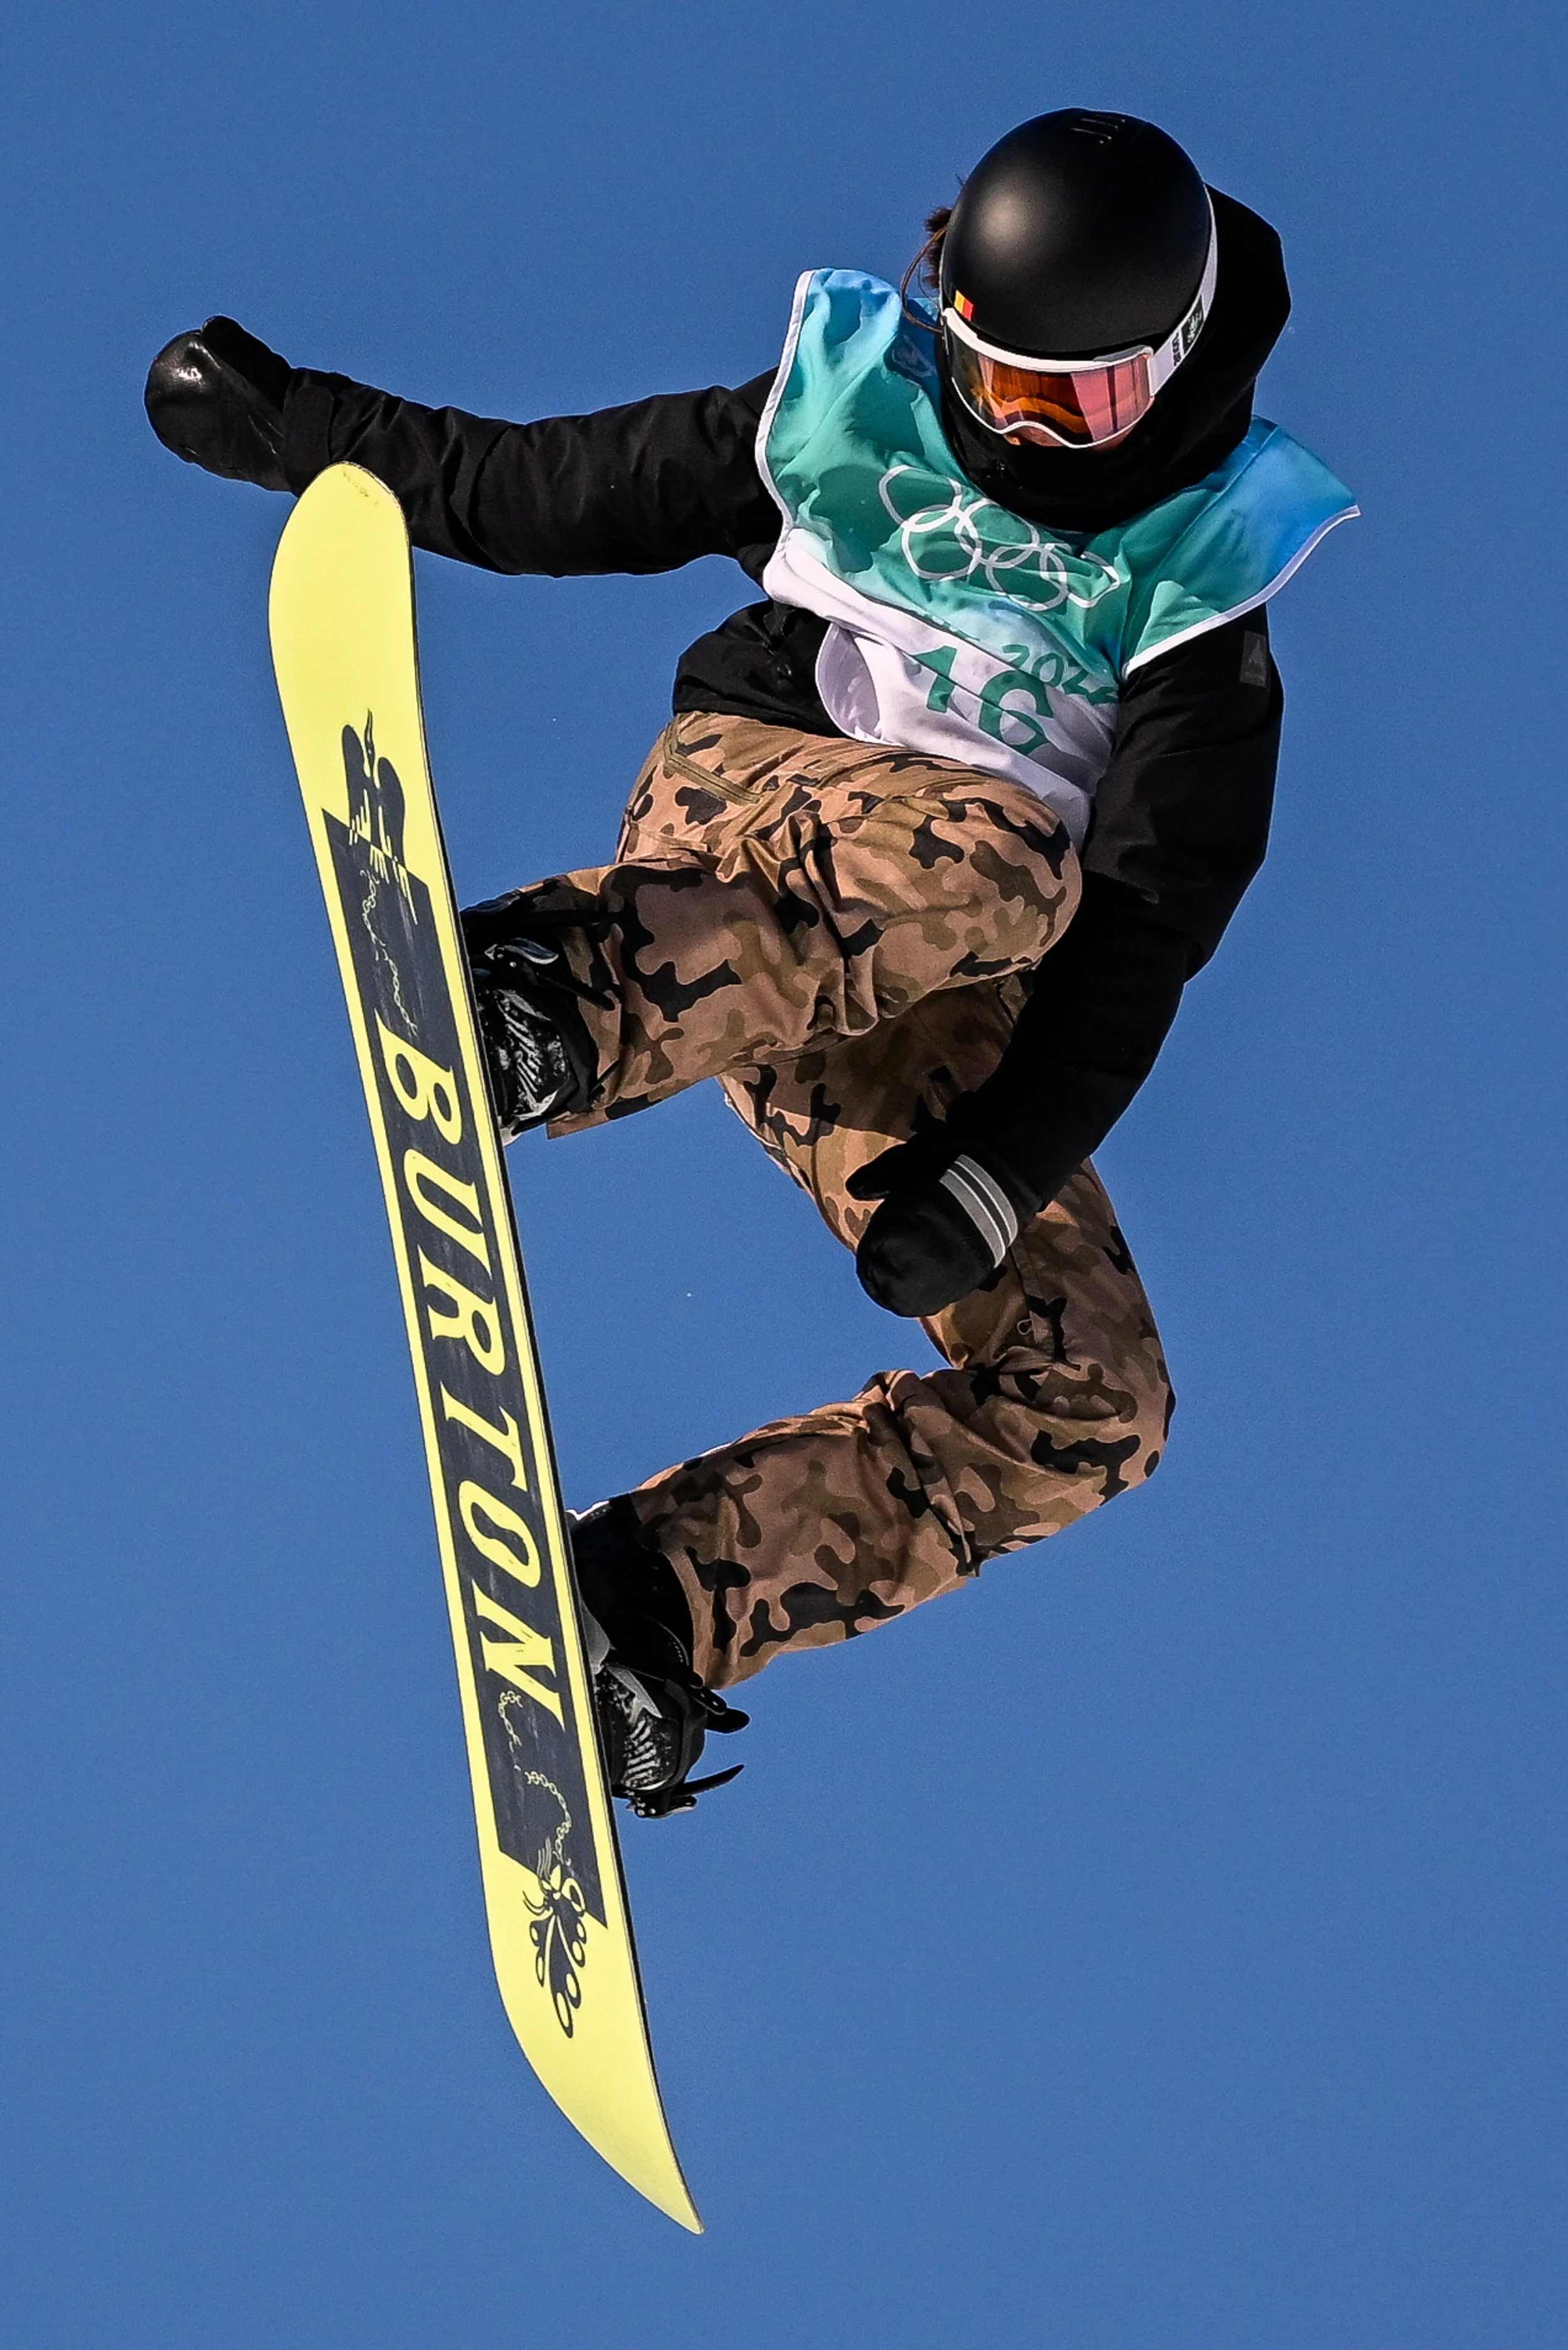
[460,895,603,1140]
[570,1498,748,1819]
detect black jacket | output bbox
[279,365,1281,1208]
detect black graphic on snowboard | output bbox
[331,716,605,1969]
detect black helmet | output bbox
[938,110,1216,450]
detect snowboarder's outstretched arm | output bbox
[146,316,780,577]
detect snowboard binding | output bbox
[594,1652,749,1820]
[571,1499,749,1819]
[460,894,608,1138]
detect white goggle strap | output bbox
[1146,196,1219,394]
[939,1154,1020,1265]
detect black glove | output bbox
[847,1128,1037,1319]
[144,316,294,489]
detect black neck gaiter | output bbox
[940,189,1293,536]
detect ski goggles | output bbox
[942,210,1219,450]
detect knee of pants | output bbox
[984,1314,1175,1531]
[1128,1349,1177,1482]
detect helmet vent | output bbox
[1065,111,1131,144]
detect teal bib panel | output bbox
[756,269,1355,837]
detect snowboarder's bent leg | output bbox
[608,977,1173,1691]
[472,714,1079,1129]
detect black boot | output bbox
[461,896,602,1139]
[570,1499,748,1819]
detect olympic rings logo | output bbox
[877,465,1123,610]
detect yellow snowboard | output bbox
[268,462,701,2232]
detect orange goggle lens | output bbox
[945,332,1155,449]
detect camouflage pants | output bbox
[529,713,1172,1690]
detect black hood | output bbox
[940,189,1291,536]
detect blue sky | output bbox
[3,2,1565,2343]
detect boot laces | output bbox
[601,1664,677,1795]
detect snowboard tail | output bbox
[268,463,700,2233]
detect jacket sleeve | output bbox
[957,610,1284,1206]
[279,366,782,578]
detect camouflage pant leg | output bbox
[531,712,1079,1127]
[618,978,1175,1691]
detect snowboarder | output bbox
[147,109,1353,1818]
